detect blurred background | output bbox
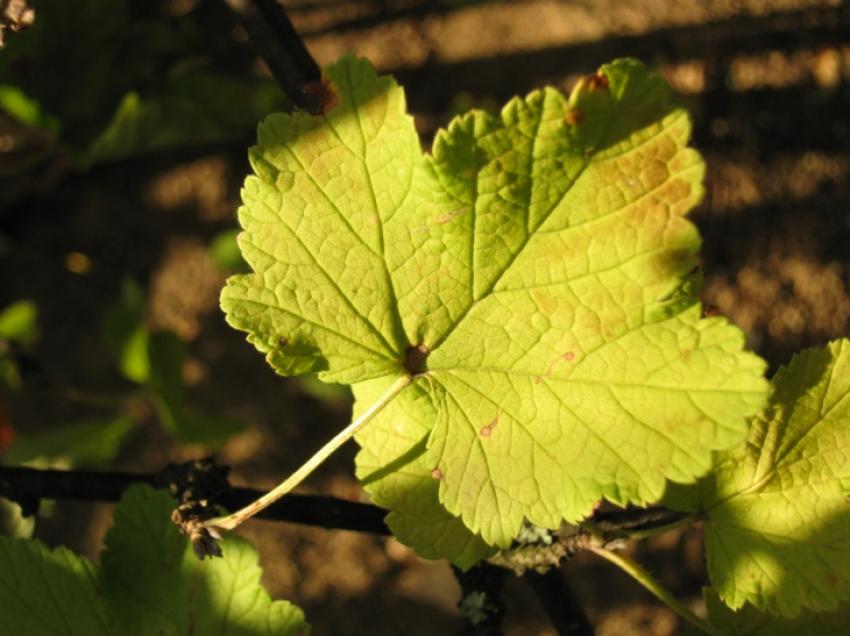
[1,0,848,633]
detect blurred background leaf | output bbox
[147,330,242,445]
[4,415,133,468]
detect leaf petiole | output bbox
[207,373,413,532]
[590,545,718,635]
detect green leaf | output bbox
[102,279,150,384]
[355,377,496,568]
[0,485,309,635]
[223,56,768,555]
[5,416,133,468]
[0,0,287,163]
[0,537,109,635]
[665,339,850,617]
[0,85,60,131]
[0,300,39,344]
[147,331,243,444]
[0,498,35,539]
[86,72,287,164]
[101,485,309,636]
[703,588,850,635]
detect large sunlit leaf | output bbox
[665,339,850,616]
[223,56,767,556]
[0,485,309,635]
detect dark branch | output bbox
[0,464,690,539]
[0,464,390,535]
[524,568,594,636]
[222,0,322,113]
[591,506,687,534]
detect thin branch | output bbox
[0,464,693,540]
[0,464,389,534]
[222,0,322,113]
[590,546,716,635]
[524,568,594,636]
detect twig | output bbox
[0,463,389,534]
[590,546,716,635]
[222,0,322,113]
[524,568,594,636]
[0,463,694,541]
[205,374,411,533]
[590,506,690,538]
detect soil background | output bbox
[2,1,850,634]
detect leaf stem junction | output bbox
[206,373,413,532]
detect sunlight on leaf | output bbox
[0,485,310,635]
[223,55,768,559]
[666,339,850,617]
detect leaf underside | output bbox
[223,56,768,559]
[0,485,309,635]
[666,339,850,617]
[703,588,850,635]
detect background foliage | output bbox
[2,1,849,634]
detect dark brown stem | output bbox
[222,0,322,112]
[524,568,594,636]
[591,506,687,534]
[0,464,389,534]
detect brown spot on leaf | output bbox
[586,73,609,91]
[536,350,577,383]
[703,304,721,317]
[565,107,583,126]
[434,209,465,224]
[278,337,288,348]
[827,573,838,588]
[300,77,339,115]
[431,467,443,479]
[480,416,499,437]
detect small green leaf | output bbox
[86,72,287,164]
[0,85,61,131]
[703,588,850,635]
[0,537,109,635]
[224,56,767,556]
[0,485,309,635]
[102,279,149,384]
[102,485,309,635]
[0,497,35,539]
[5,416,133,468]
[147,331,243,444]
[0,300,39,344]
[666,339,850,616]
